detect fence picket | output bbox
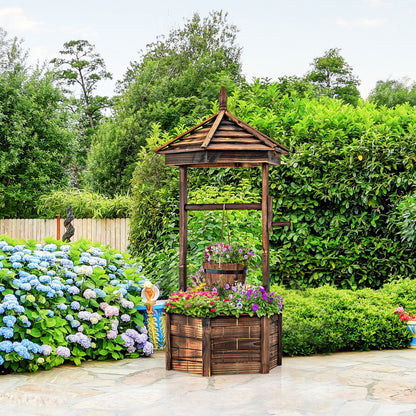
[0,218,131,252]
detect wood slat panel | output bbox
[170,335,202,350]
[211,362,261,375]
[172,360,203,374]
[171,347,202,360]
[212,351,261,363]
[0,218,130,252]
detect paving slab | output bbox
[1,350,416,416]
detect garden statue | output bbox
[142,280,159,313]
[62,205,75,242]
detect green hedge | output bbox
[276,279,416,356]
[36,190,132,219]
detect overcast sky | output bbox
[0,0,415,99]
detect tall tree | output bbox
[51,40,112,169]
[305,48,361,105]
[368,79,416,107]
[0,30,76,218]
[86,10,243,195]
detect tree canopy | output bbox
[305,48,361,105]
[86,11,244,195]
[0,30,75,218]
[368,78,416,108]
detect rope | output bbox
[221,204,231,246]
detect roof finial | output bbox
[219,86,227,111]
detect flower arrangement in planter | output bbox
[394,306,416,348]
[0,236,154,373]
[166,283,283,319]
[165,284,284,376]
[202,243,256,287]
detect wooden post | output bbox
[277,313,283,366]
[261,164,270,291]
[165,313,172,370]
[179,166,188,291]
[202,318,212,377]
[56,215,61,240]
[260,316,271,374]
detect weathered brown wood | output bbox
[211,325,258,338]
[202,318,211,377]
[277,313,283,366]
[201,110,225,148]
[172,360,203,374]
[170,335,202,351]
[218,86,227,110]
[273,221,291,227]
[164,150,281,166]
[262,164,270,292]
[166,313,281,376]
[225,110,289,152]
[179,167,187,291]
[186,203,261,211]
[268,195,273,233]
[211,362,261,375]
[154,112,218,152]
[165,312,172,370]
[260,316,270,374]
[211,351,261,362]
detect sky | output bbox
[0,0,415,99]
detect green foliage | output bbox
[222,85,416,289]
[36,189,132,219]
[305,47,361,105]
[0,68,76,218]
[277,280,415,356]
[0,236,152,373]
[51,40,112,171]
[87,11,243,195]
[368,78,416,108]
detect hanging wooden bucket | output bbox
[202,262,247,287]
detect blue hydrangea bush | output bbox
[0,236,153,373]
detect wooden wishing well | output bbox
[155,87,290,375]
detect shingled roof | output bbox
[154,87,290,167]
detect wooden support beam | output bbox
[272,221,291,228]
[260,316,271,374]
[179,167,188,292]
[165,312,172,370]
[185,203,261,211]
[201,110,225,148]
[262,164,270,292]
[202,318,212,377]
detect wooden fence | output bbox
[0,218,131,252]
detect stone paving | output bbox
[1,349,416,416]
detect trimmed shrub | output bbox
[276,280,416,356]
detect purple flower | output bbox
[125,329,140,341]
[252,304,259,311]
[56,346,71,358]
[225,283,230,290]
[120,314,130,323]
[143,341,153,356]
[121,333,135,347]
[42,344,52,356]
[238,248,243,254]
[107,330,118,339]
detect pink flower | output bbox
[105,306,119,317]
